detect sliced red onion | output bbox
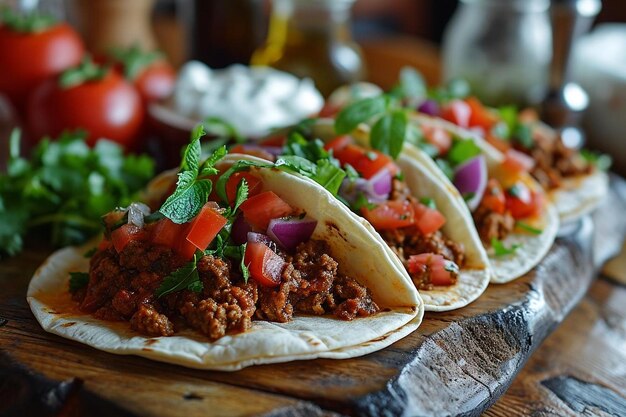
[267,217,318,251]
[368,168,392,196]
[339,168,391,204]
[127,203,151,228]
[232,215,252,245]
[453,155,487,211]
[418,100,440,116]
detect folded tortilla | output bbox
[407,114,559,283]
[28,156,423,371]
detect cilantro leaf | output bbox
[491,238,521,257]
[69,272,90,292]
[314,160,346,196]
[447,139,482,167]
[352,193,376,212]
[335,96,388,134]
[370,110,407,159]
[155,252,203,298]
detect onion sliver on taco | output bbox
[28,133,423,371]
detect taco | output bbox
[235,123,491,311]
[414,94,609,223]
[405,114,559,283]
[27,128,422,371]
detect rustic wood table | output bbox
[1,177,625,417]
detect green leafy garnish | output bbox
[420,197,436,209]
[59,57,109,89]
[0,129,154,258]
[223,243,251,283]
[370,110,408,159]
[352,193,377,212]
[447,139,482,166]
[83,247,97,258]
[159,126,227,224]
[512,124,534,149]
[0,7,56,33]
[155,251,203,298]
[335,96,388,134]
[108,46,163,80]
[69,272,90,293]
[516,222,543,235]
[491,238,521,257]
[580,149,612,171]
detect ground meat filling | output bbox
[472,204,515,244]
[524,129,592,190]
[383,179,465,290]
[74,238,378,340]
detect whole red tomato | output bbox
[0,14,84,112]
[109,47,175,102]
[27,59,144,148]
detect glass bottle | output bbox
[442,0,552,107]
[251,0,365,97]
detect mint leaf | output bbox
[69,272,90,292]
[181,124,204,172]
[160,179,212,224]
[370,110,407,159]
[491,238,521,257]
[200,145,227,177]
[155,252,202,298]
[335,96,387,134]
[232,179,249,214]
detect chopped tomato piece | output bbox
[110,224,146,253]
[244,241,285,287]
[505,182,543,219]
[259,134,286,147]
[186,203,228,251]
[334,144,399,179]
[152,218,184,248]
[361,201,415,230]
[441,99,472,128]
[225,172,262,205]
[229,144,275,162]
[98,239,112,251]
[324,135,353,152]
[465,97,499,130]
[422,124,452,155]
[176,223,197,260]
[502,148,535,174]
[240,191,294,230]
[413,203,446,235]
[408,253,456,286]
[481,179,506,214]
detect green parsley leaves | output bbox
[0,130,154,258]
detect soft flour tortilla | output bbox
[310,120,491,311]
[408,114,559,283]
[28,156,423,371]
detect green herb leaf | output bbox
[59,57,108,89]
[83,247,97,258]
[69,272,90,292]
[435,158,455,180]
[108,45,163,80]
[182,124,205,172]
[155,252,202,298]
[160,179,212,224]
[447,139,482,166]
[203,117,244,144]
[0,7,56,33]
[491,238,521,257]
[580,149,612,171]
[420,197,436,209]
[232,179,249,214]
[370,110,407,159]
[335,96,388,134]
[352,193,376,212]
[516,221,543,235]
[397,67,427,101]
[314,160,346,196]
[512,124,534,149]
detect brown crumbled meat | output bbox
[473,205,516,244]
[130,304,174,336]
[390,178,412,201]
[290,240,338,315]
[525,128,592,190]
[255,263,300,322]
[332,275,379,320]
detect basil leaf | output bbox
[69,272,90,292]
[335,96,387,134]
[370,110,407,159]
[155,252,202,298]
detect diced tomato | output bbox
[481,179,506,214]
[361,201,415,230]
[421,124,452,155]
[110,224,147,253]
[502,148,535,174]
[413,203,446,235]
[98,239,112,251]
[259,134,286,147]
[505,182,543,219]
[186,203,228,251]
[225,172,263,205]
[466,97,499,131]
[324,135,353,152]
[334,144,399,179]
[408,253,456,286]
[239,191,294,230]
[441,99,472,128]
[244,241,285,287]
[176,223,197,260]
[152,218,185,248]
[229,144,275,162]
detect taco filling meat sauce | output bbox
[69,128,379,341]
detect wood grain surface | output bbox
[0,177,624,417]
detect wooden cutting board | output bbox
[1,176,624,417]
